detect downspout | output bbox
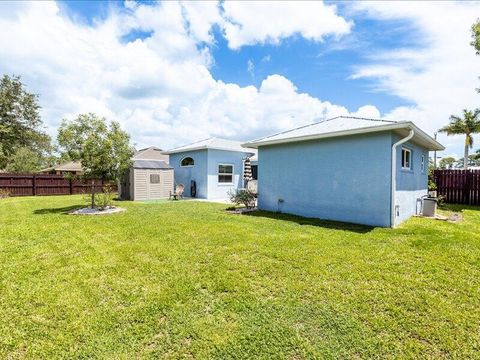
[391,128,414,227]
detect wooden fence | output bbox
[432,169,480,205]
[0,173,115,197]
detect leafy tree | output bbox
[472,19,480,55]
[4,147,42,173]
[57,113,134,208]
[472,19,480,92]
[0,74,51,169]
[439,109,480,169]
[438,156,456,169]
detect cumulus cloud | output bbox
[0,1,371,150]
[221,1,352,49]
[349,1,480,154]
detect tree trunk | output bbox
[91,179,95,208]
[464,142,469,170]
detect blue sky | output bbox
[59,0,413,113]
[1,1,479,155]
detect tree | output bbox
[472,19,480,55]
[438,156,456,169]
[472,19,480,92]
[5,147,42,173]
[57,113,134,208]
[439,109,480,169]
[0,74,51,169]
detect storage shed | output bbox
[120,160,173,201]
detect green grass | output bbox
[0,196,479,359]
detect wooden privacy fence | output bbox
[432,169,480,205]
[0,173,116,197]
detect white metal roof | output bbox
[164,137,257,155]
[243,116,444,151]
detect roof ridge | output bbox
[167,137,214,151]
[248,115,397,143]
[336,115,397,123]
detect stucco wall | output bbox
[393,137,429,225]
[257,132,393,227]
[206,149,248,200]
[169,150,208,198]
[170,149,252,199]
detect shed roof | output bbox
[164,137,257,155]
[243,116,444,151]
[132,160,172,169]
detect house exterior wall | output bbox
[206,149,247,200]
[393,137,429,225]
[170,148,253,199]
[257,132,393,227]
[169,150,208,198]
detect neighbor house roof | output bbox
[39,161,83,173]
[164,137,257,155]
[133,146,169,161]
[132,160,172,169]
[243,116,444,151]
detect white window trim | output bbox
[180,156,194,167]
[402,148,412,170]
[218,163,234,185]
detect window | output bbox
[150,174,160,184]
[180,157,194,167]
[218,164,233,184]
[402,148,411,170]
[421,155,425,173]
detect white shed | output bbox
[120,160,174,201]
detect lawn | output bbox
[0,195,479,359]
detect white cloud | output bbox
[349,1,480,156]
[0,0,372,150]
[221,1,352,49]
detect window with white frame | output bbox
[180,157,194,167]
[421,155,425,173]
[401,148,411,170]
[218,164,233,184]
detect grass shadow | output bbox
[245,210,374,234]
[33,205,83,215]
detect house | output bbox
[119,146,173,201]
[164,138,256,200]
[39,161,83,175]
[243,116,444,227]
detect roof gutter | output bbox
[390,128,414,227]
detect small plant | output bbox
[94,184,116,210]
[428,179,437,191]
[228,189,256,209]
[0,188,10,199]
[437,195,446,207]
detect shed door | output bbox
[134,169,148,200]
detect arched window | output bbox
[180,157,194,167]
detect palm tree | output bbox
[439,109,480,169]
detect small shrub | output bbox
[428,179,437,191]
[228,189,256,209]
[437,195,446,207]
[0,188,10,199]
[94,184,116,210]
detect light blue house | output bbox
[164,138,256,200]
[243,116,444,227]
